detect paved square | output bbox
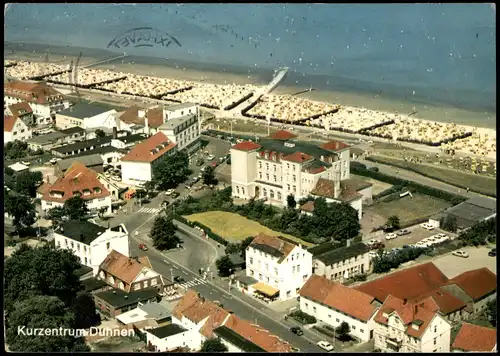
[430,245,496,278]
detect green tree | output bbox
[311,199,360,241]
[224,243,240,255]
[5,192,36,233]
[200,338,228,352]
[336,321,351,341]
[486,300,496,327]
[286,194,296,209]
[215,255,235,277]
[202,166,218,186]
[144,180,156,195]
[4,244,83,313]
[46,206,67,227]
[441,215,458,233]
[240,236,254,260]
[149,215,181,250]
[4,140,29,160]
[95,129,106,138]
[386,215,401,230]
[135,188,148,201]
[6,295,89,352]
[14,170,43,197]
[63,196,89,221]
[459,218,496,246]
[70,291,101,329]
[152,151,191,189]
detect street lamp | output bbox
[170,268,173,282]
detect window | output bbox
[76,244,80,251]
[434,325,437,333]
[106,242,110,250]
[259,162,262,168]
[108,276,114,284]
[259,172,262,179]
[305,303,308,308]
[297,265,300,273]
[352,325,356,330]
[266,163,269,170]
[287,184,290,191]
[71,241,74,249]
[274,268,278,275]
[287,163,290,169]
[273,164,276,171]
[313,306,316,313]
[242,188,245,194]
[236,186,240,194]
[336,318,340,322]
[266,173,269,180]
[292,165,296,171]
[277,192,282,200]
[265,263,269,270]
[143,281,149,288]
[250,257,253,265]
[249,269,254,276]
[56,240,61,247]
[133,283,140,291]
[266,277,270,282]
[293,175,296,182]
[84,257,88,264]
[293,185,296,192]
[360,329,364,333]
[433,338,437,345]
[273,175,277,182]
[328,314,332,318]
[263,188,267,197]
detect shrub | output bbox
[289,310,317,325]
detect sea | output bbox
[4,3,497,126]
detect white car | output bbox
[317,341,334,352]
[385,233,398,240]
[20,160,31,166]
[453,250,469,258]
[367,239,380,246]
[420,223,435,231]
[165,189,174,196]
[436,233,447,238]
[50,158,58,164]
[207,154,215,160]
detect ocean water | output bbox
[4,3,496,113]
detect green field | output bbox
[368,155,496,197]
[185,211,313,246]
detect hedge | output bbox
[350,165,466,205]
[174,214,228,246]
[312,325,336,338]
[289,310,317,325]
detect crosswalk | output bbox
[138,207,161,214]
[177,278,209,289]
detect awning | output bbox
[252,282,279,297]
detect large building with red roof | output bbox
[451,322,497,352]
[230,130,371,217]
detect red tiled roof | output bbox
[43,161,110,203]
[447,268,497,301]
[121,132,176,163]
[4,116,19,132]
[410,287,466,315]
[250,233,296,263]
[321,140,350,152]
[119,105,165,128]
[99,250,154,286]
[232,141,262,152]
[354,262,449,302]
[281,151,313,163]
[452,322,497,352]
[311,178,337,199]
[374,294,437,338]
[268,130,297,140]
[4,81,65,105]
[299,275,377,322]
[338,181,364,202]
[224,314,293,352]
[9,102,33,117]
[300,200,315,212]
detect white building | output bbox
[41,161,112,214]
[121,132,177,185]
[373,295,451,353]
[4,81,71,124]
[159,114,200,151]
[230,131,371,216]
[5,102,35,126]
[245,233,312,301]
[4,115,32,145]
[54,220,130,275]
[164,102,198,120]
[299,275,380,342]
[145,324,199,352]
[55,103,117,130]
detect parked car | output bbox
[368,166,379,172]
[397,229,411,236]
[196,158,204,166]
[385,233,398,240]
[173,276,185,283]
[488,248,496,257]
[367,239,380,246]
[207,154,215,160]
[317,341,334,352]
[290,327,303,336]
[370,242,385,250]
[420,223,435,231]
[161,200,170,208]
[452,250,469,258]
[198,173,203,179]
[170,191,180,198]
[138,244,148,251]
[50,158,58,164]
[218,156,226,163]
[200,166,207,172]
[165,189,174,196]
[20,160,31,166]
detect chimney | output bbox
[335,142,339,150]
[403,298,407,305]
[112,127,117,139]
[145,117,149,132]
[80,233,85,242]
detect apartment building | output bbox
[119,105,168,135]
[158,114,200,151]
[164,102,198,120]
[245,233,312,301]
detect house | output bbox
[81,277,112,294]
[451,322,497,352]
[40,161,112,214]
[145,324,195,352]
[309,240,371,282]
[8,162,30,173]
[373,294,451,352]
[53,220,130,274]
[5,102,35,126]
[98,249,172,294]
[230,131,371,210]
[54,154,104,176]
[118,105,168,135]
[51,136,113,158]
[27,131,68,151]
[120,132,177,185]
[55,102,117,130]
[59,126,86,142]
[158,114,200,151]
[116,302,172,330]
[4,80,71,123]
[164,102,198,120]
[299,275,380,342]
[245,233,312,301]
[4,115,32,145]
[94,287,160,318]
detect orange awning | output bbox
[252,282,279,297]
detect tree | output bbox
[4,244,83,314]
[486,300,497,327]
[287,194,296,209]
[441,215,458,233]
[202,166,218,186]
[386,215,401,230]
[144,180,156,195]
[240,236,254,260]
[70,291,100,329]
[311,199,360,241]
[4,140,29,160]
[215,255,234,277]
[152,151,191,190]
[459,218,496,246]
[46,206,67,227]
[6,295,89,352]
[95,129,106,138]
[335,321,351,341]
[224,243,240,255]
[200,338,228,352]
[14,170,43,197]
[5,192,36,233]
[63,196,89,221]
[149,215,181,250]
[135,188,148,201]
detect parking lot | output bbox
[369,225,457,250]
[431,245,496,278]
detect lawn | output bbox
[184,211,314,246]
[366,193,451,225]
[368,155,496,197]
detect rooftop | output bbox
[75,264,95,278]
[249,233,297,263]
[99,250,154,285]
[121,132,176,163]
[452,322,497,352]
[118,133,149,144]
[81,277,109,292]
[445,202,496,228]
[158,114,196,130]
[59,126,86,135]
[27,131,67,144]
[51,136,113,154]
[165,102,196,111]
[147,324,187,339]
[311,242,370,266]
[213,326,266,353]
[58,102,115,119]
[119,105,165,128]
[5,81,65,105]
[8,162,30,172]
[95,287,159,308]
[59,220,107,245]
[447,267,497,301]
[56,154,104,172]
[268,130,297,140]
[4,115,20,132]
[9,102,33,116]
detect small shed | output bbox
[8,162,29,173]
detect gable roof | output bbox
[268,130,297,140]
[452,322,497,352]
[321,140,350,152]
[249,233,297,263]
[447,268,497,301]
[410,287,467,315]
[354,262,449,302]
[299,275,377,322]
[121,132,176,163]
[4,115,21,132]
[311,178,338,199]
[231,141,262,152]
[4,81,66,105]
[99,250,154,285]
[56,154,104,172]
[119,105,165,128]
[9,102,33,116]
[43,161,110,203]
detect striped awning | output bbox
[252,282,279,297]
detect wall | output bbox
[231,149,257,200]
[90,230,130,274]
[56,114,82,129]
[146,328,201,352]
[357,185,373,204]
[85,195,112,214]
[474,293,496,315]
[420,315,451,353]
[122,161,152,184]
[313,252,371,281]
[41,199,64,212]
[4,119,32,145]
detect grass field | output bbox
[368,155,496,197]
[184,211,313,246]
[366,193,451,225]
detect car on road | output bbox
[317,341,334,352]
[20,160,31,166]
[488,248,496,257]
[171,191,180,198]
[218,156,226,163]
[173,276,185,283]
[50,158,58,164]
[198,173,203,179]
[138,244,148,251]
[452,250,469,258]
[200,166,207,172]
[207,154,215,160]
[385,233,398,240]
[165,189,175,196]
[368,166,379,172]
[196,158,204,166]
[290,326,303,336]
[161,200,170,208]
[397,229,411,236]
[211,161,218,168]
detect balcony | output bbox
[386,337,402,351]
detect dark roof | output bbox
[214,326,267,353]
[27,131,67,144]
[258,139,335,160]
[119,133,149,144]
[60,127,86,135]
[74,264,94,278]
[445,202,496,228]
[56,154,104,171]
[312,242,370,266]
[148,324,187,339]
[60,220,107,245]
[235,274,258,286]
[58,103,114,119]
[81,277,109,292]
[95,287,159,308]
[465,196,496,211]
[52,136,113,154]
[252,243,285,258]
[308,240,351,256]
[70,145,128,158]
